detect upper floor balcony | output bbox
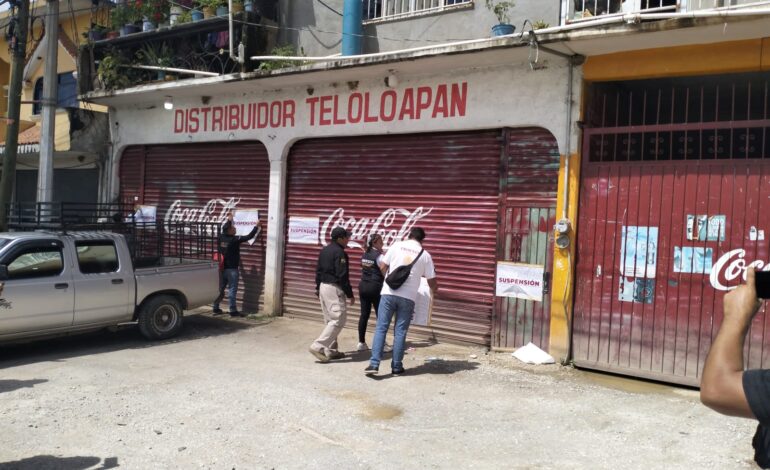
[561,0,770,24]
[77,0,278,95]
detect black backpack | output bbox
[385,249,424,290]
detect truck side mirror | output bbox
[0,265,9,281]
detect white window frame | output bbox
[362,0,473,24]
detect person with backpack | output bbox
[212,213,261,317]
[365,227,438,376]
[357,233,392,352]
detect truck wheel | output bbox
[138,295,184,340]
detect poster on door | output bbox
[495,262,544,302]
[233,209,259,245]
[133,205,157,227]
[288,217,320,245]
[619,226,658,278]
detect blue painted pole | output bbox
[342,0,363,56]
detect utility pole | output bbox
[0,0,31,231]
[38,0,58,206]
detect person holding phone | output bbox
[701,267,770,468]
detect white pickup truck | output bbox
[0,231,220,342]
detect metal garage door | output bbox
[119,142,270,312]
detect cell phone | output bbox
[755,270,770,299]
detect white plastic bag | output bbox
[512,342,555,365]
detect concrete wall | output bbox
[285,0,561,56]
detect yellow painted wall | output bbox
[549,152,580,363]
[584,38,770,82]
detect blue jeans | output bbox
[369,294,414,370]
[213,268,239,312]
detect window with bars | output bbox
[584,72,770,162]
[362,0,471,22]
[564,0,762,24]
[567,0,676,22]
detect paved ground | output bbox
[0,313,760,469]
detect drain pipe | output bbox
[229,0,244,64]
[562,58,574,222]
[341,0,363,55]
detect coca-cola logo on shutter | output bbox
[710,248,770,291]
[321,207,433,250]
[163,197,241,226]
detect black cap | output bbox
[331,227,350,240]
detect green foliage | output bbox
[532,19,549,29]
[136,41,173,67]
[258,45,304,71]
[111,3,142,29]
[176,10,192,23]
[82,23,108,39]
[142,0,169,24]
[485,0,514,24]
[195,0,224,10]
[97,52,132,90]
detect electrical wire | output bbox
[315,0,342,16]
[67,0,79,49]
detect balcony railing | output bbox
[78,8,277,94]
[561,0,770,24]
[362,0,471,22]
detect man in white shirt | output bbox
[365,227,438,376]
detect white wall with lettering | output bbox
[109,58,577,171]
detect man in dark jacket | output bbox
[309,227,355,362]
[212,213,261,317]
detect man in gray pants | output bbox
[310,227,355,362]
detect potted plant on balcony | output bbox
[141,0,168,31]
[136,42,173,80]
[176,10,193,24]
[215,0,228,17]
[97,51,132,90]
[170,0,190,25]
[195,0,222,18]
[486,0,515,37]
[83,23,108,42]
[231,0,244,13]
[112,2,141,36]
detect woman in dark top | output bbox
[357,234,385,351]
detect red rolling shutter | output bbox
[282,131,502,345]
[119,142,270,312]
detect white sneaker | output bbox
[384,343,393,353]
[357,342,369,351]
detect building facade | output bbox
[0,0,109,205]
[82,0,770,385]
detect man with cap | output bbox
[212,213,261,317]
[310,226,355,362]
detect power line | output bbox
[315,0,342,16]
